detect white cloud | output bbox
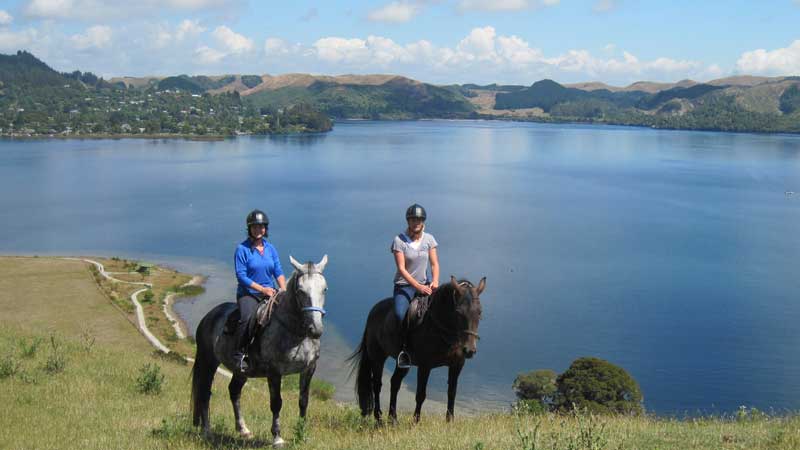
[736,40,800,75]
[457,0,560,12]
[194,45,225,64]
[175,19,205,41]
[0,10,13,25]
[368,2,420,23]
[264,37,289,55]
[212,25,253,54]
[70,25,112,50]
[0,28,37,51]
[314,37,370,64]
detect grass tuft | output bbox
[135,363,165,395]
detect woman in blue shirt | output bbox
[233,209,287,373]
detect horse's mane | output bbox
[430,279,473,303]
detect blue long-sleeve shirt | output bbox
[235,238,284,298]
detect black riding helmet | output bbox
[246,209,269,238]
[405,204,427,221]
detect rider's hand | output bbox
[262,286,276,297]
[418,284,433,296]
[431,281,439,291]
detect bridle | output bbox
[429,282,480,342]
[291,264,327,317]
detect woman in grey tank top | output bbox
[391,203,439,368]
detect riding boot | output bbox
[397,315,412,369]
[232,322,251,373]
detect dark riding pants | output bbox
[237,294,260,332]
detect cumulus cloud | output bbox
[70,25,112,50]
[0,28,37,52]
[368,1,420,23]
[175,19,205,41]
[0,10,13,25]
[194,45,225,64]
[264,37,290,55]
[212,25,253,54]
[457,0,560,12]
[736,40,800,75]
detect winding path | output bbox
[63,257,233,378]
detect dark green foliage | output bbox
[513,369,558,407]
[240,75,263,89]
[555,357,643,415]
[495,79,584,111]
[135,363,165,394]
[779,84,800,114]
[247,78,475,119]
[156,75,236,93]
[0,51,66,87]
[636,84,724,110]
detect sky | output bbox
[0,0,799,86]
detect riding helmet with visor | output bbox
[405,204,427,221]
[246,209,269,237]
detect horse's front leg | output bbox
[413,366,431,423]
[389,366,410,424]
[228,375,252,439]
[267,373,285,448]
[298,363,317,419]
[446,360,464,422]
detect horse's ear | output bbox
[316,254,328,272]
[477,277,486,295]
[289,255,303,272]
[450,275,464,295]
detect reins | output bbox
[272,267,326,337]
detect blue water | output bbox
[2,120,800,415]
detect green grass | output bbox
[3,256,800,449]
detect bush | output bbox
[43,335,66,374]
[19,336,43,358]
[0,355,20,379]
[136,363,165,395]
[513,369,557,406]
[555,357,643,415]
[141,289,154,304]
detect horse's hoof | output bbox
[239,428,253,439]
[202,428,213,440]
[273,436,286,448]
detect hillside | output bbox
[0,52,331,137]
[4,256,800,450]
[476,76,800,133]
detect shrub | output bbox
[311,380,335,401]
[0,355,20,379]
[19,336,43,358]
[555,357,643,415]
[136,363,165,395]
[513,369,558,405]
[43,335,66,374]
[141,289,154,304]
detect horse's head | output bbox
[449,275,486,359]
[289,254,329,339]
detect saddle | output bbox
[406,294,432,327]
[223,292,284,336]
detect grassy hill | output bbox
[246,76,476,119]
[3,256,800,449]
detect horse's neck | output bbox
[427,287,457,327]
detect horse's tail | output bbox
[347,326,374,416]
[190,315,218,428]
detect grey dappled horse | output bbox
[191,255,328,447]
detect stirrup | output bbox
[236,353,250,373]
[397,351,412,369]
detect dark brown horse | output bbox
[350,276,485,423]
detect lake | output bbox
[2,120,800,415]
